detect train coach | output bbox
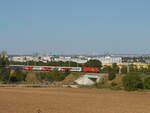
[24,66,34,70]
[9,65,24,70]
[82,67,99,72]
[58,67,82,72]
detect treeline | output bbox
[122,72,150,91]
[8,69,70,84]
[9,59,102,68]
[90,63,150,91]
[91,72,150,91]
[122,56,150,63]
[0,67,70,84]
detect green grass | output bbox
[79,83,122,91]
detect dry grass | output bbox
[0,88,150,113]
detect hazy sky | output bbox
[0,0,150,55]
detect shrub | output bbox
[9,69,27,83]
[108,71,116,80]
[65,69,71,75]
[26,73,39,84]
[14,69,26,81]
[94,82,109,89]
[144,77,150,89]
[9,76,18,83]
[111,82,117,87]
[0,68,10,83]
[122,73,143,91]
[94,82,122,90]
[84,59,102,68]
[35,70,69,82]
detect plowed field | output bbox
[0,88,150,113]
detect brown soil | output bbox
[0,88,150,113]
[61,74,76,84]
[105,75,123,87]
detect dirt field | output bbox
[0,88,150,113]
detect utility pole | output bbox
[68,59,71,67]
[119,67,122,75]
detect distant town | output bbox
[5,52,150,66]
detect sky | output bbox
[0,0,150,55]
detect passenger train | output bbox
[9,65,100,72]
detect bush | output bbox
[84,59,102,68]
[65,69,70,75]
[0,68,10,83]
[122,73,143,91]
[93,82,122,90]
[26,73,39,84]
[9,69,27,83]
[14,69,26,81]
[111,82,117,87]
[144,77,150,89]
[9,76,18,83]
[108,71,116,80]
[93,82,109,89]
[35,69,69,83]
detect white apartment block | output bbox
[54,56,87,64]
[93,56,122,64]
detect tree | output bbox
[0,57,9,67]
[144,77,150,89]
[14,69,26,81]
[121,66,127,74]
[0,51,9,66]
[84,59,102,68]
[0,53,10,83]
[112,63,118,73]
[0,51,7,58]
[9,68,27,83]
[26,73,39,84]
[122,72,143,91]
[64,69,70,75]
[108,71,116,80]
[0,67,10,83]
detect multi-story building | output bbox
[93,56,122,64]
[54,56,87,64]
